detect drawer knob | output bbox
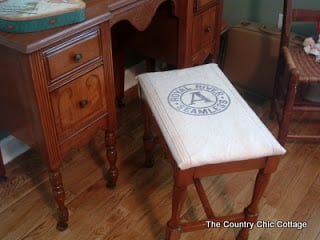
[73,53,83,63]
[79,99,89,108]
[205,26,212,32]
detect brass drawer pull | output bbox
[79,99,89,108]
[73,53,83,63]
[205,26,212,32]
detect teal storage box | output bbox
[0,0,86,33]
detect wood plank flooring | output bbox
[0,86,319,240]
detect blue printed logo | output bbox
[167,83,230,116]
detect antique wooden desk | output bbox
[0,0,223,231]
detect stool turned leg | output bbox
[237,169,271,240]
[0,148,7,182]
[142,101,156,168]
[166,184,187,240]
[143,132,155,168]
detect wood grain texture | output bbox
[109,0,169,31]
[0,86,319,240]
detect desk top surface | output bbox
[0,0,154,53]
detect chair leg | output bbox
[237,169,271,240]
[166,183,188,240]
[278,74,298,145]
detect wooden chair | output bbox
[270,0,320,145]
[138,64,286,240]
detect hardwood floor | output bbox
[0,86,319,240]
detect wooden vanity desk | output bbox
[111,0,223,104]
[0,0,223,231]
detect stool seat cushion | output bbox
[138,64,286,170]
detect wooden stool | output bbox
[137,64,286,240]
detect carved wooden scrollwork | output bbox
[110,0,176,31]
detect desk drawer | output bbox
[192,6,217,55]
[51,66,107,139]
[45,29,101,80]
[194,0,217,12]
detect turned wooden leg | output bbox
[237,169,271,240]
[105,130,118,189]
[143,129,155,168]
[166,183,187,240]
[49,170,69,231]
[142,100,155,168]
[0,148,7,182]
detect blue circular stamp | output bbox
[167,83,231,116]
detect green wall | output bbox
[223,0,252,27]
[223,0,320,35]
[251,0,320,27]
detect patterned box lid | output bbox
[0,0,86,32]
